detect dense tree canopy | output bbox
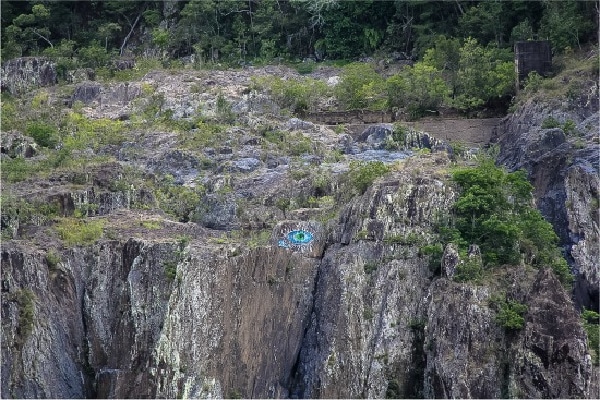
[2,0,596,63]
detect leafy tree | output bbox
[387,62,448,117]
[450,159,572,283]
[2,3,53,58]
[422,35,461,96]
[452,38,515,111]
[152,28,170,59]
[308,0,388,59]
[78,41,112,69]
[510,19,535,43]
[0,0,596,68]
[335,63,386,110]
[98,22,122,51]
[458,1,508,46]
[539,0,594,53]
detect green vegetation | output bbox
[494,299,528,331]
[140,220,162,230]
[259,127,316,156]
[251,76,329,114]
[384,232,422,246]
[155,176,205,223]
[346,161,390,195]
[2,1,595,122]
[326,37,515,115]
[1,158,39,183]
[164,261,178,282]
[541,117,579,136]
[55,218,105,246]
[453,257,483,283]
[387,62,447,118]
[424,158,572,285]
[25,121,58,148]
[363,261,379,275]
[0,196,59,238]
[420,243,444,272]
[541,117,561,129]
[14,289,36,348]
[451,160,567,274]
[582,309,599,365]
[335,63,386,111]
[275,198,291,218]
[45,250,61,270]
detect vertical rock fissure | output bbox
[363,279,391,399]
[80,287,97,399]
[288,259,323,398]
[404,314,426,398]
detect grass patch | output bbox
[14,289,35,348]
[55,218,105,245]
[45,250,61,270]
[384,232,422,246]
[140,220,162,230]
[1,157,40,183]
[164,261,178,282]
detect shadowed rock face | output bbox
[1,57,57,95]
[495,92,599,312]
[1,169,596,399]
[423,268,592,399]
[494,84,600,398]
[517,269,591,398]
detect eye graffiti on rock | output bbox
[278,229,314,248]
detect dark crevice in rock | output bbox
[80,287,97,398]
[404,320,426,399]
[288,259,323,399]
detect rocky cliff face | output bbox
[424,268,592,399]
[495,76,599,312]
[3,157,596,398]
[2,61,597,399]
[1,57,57,95]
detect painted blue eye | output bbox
[287,230,314,245]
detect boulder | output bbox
[285,118,314,131]
[198,194,238,230]
[0,131,37,158]
[1,57,57,95]
[71,82,102,105]
[66,68,95,84]
[357,125,392,144]
[231,158,261,173]
[442,243,460,279]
